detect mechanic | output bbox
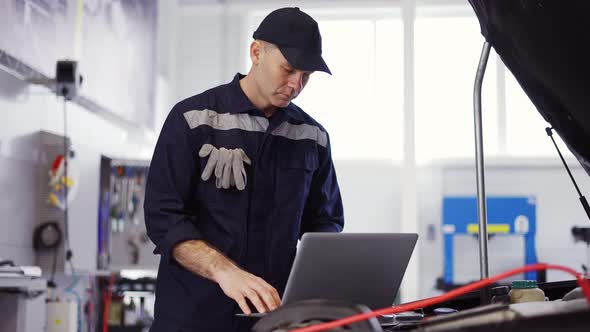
[145,7,344,331]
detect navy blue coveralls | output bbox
[145,74,344,331]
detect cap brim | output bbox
[278,46,332,75]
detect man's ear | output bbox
[250,41,263,66]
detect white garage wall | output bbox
[0,0,177,272]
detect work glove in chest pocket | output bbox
[199,144,251,191]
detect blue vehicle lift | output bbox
[442,196,538,285]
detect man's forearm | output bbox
[172,239,237,282]
[172,240,281,314]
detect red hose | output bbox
[292,263,590,332]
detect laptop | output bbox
[237,232,418,317]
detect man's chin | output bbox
[272,100,291,108]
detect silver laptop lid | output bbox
[281,233,418,309]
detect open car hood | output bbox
[468,0,590,174]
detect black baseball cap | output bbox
[253,7,331,75]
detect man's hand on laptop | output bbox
[215,265,281,314]
[172,240,281,315]
[172,240,281,314]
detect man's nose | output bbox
[287,72,304,92]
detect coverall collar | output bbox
[229,73,304,122]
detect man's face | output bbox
[256,44,313,108]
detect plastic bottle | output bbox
[508,280,545,304]
[123,297,138,326]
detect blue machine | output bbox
[442,196,538,285]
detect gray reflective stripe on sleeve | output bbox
[183,109,269,132]
[271,122,328,147]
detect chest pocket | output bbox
[197,130,253,216]
[275,143,319,215]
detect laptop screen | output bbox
[281,233,418,309]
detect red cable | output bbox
[292,263,590,332]
[102,274,115,332]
